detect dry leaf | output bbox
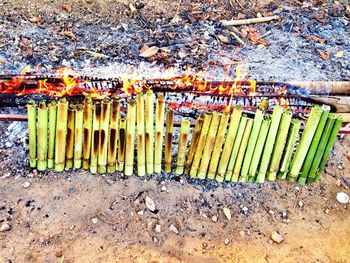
[145,196,156,211]
[129,3,137,14]
[335,51,344,58]
[217,35,230,44]
[223,207,231,221]
[317,49,329,60]
[304,34,325,44]
[140,46,159,58]
[60,2,73,12]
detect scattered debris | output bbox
[336,192,349,204]
[169,224,179,234]
[140,46,159,58]
[271,231,284,244]
[145,196,156,212]
[223,207,231,221]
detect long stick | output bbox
[54,98,68,172]
[47,100,57,168]
[164,107,174,173]
[37,101,48,171]
[298,106,330,184]
[277,119,300,180]
[74,104,84,169]
[184,114,204,174]
[221,15,280,26]
[107,96,120,174]
[216,107,242,182]
[27,100,37,168]
[98,98,111,174]
[154,94,166,173]
[118,117,126,172]
[207,112,230,179]
[136,94,146,176]
[125,99,136,176]
[83,96,93,169]
[266,108,293,181]
[145,90,154,174]
[287,105,323,182]
[65,104,75,169]
[256,105,284,183]
[90,102,101,174]
[190,112,212,178]
[175,118,191,175]
[247,116,271,182]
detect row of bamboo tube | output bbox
[26,92,342,184]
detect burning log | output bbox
[54,98,68,172]
[298,106,330,184]
[207,112,230,179]
[27,100,37,168]
[232,118,253,182]
[277,119,301,180]
[107,96,120,174]
[190,112,212,178]
[83,97,93,169]
[37,101,48,171]
[98,98,111,174]
[145,90,154,175]
[125,99,136,176]
[247,116,271,182]
[266,109,293,181]
[184,114,204,174]
[136,94,146,176]
[90,102,101,174]
[197,112,221,179]
[287,105,323,182]
[216,107,242,182]
[118,117,126,172]
[256,105,284,183]
[175,118,190,175]
[164,108,174,173]
[74,104,84,169]
[154,94,166,173]
[48,100,57,168]
[66,104,75,169]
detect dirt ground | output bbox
[1,0,350,262]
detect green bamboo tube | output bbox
[266,109,293,181]
[298,107,330,184]
[197,112,221,179]
[184,114,204,174]
[125,99,136,176]
[287,105,323,182]
[74,104,84,169]
[65,104,75,169]
[54,98,68,172]
[97,98,111,174]
[175,118,191,175]
[207,112,230,179]
[136,94,146,176]
[312,116,342,183]
[164,107,174,173]
[247,116,271,182]
[216,107,242,182]
[37,101,48,171]
[27,100,37,168]
[118,117,126,172]
[90,102,101,174]
[190,112,213,178]
[225,115,248,181]
[154,94,166,173]
[306,114,338,183]
[47,100,57,168]
[232,118,253,182]
[256,105,284,183]
[82,96,93,169]
[277,119,301,180]
[107,96,120,174]
[239,109,264,180]
[145,90,154,174]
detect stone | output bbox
[271,231,284,244]
[137,210,144,216]
[239,230,245,237]
[298,201,304,207]
[91,218,98,224]
[5,142,13,148]
[155,224,161,233]
[0,222,11,232]
[145,196,156,212]
[224,238,230,245]
[169,224,179,234]
[161,185,167,192]
[324,208,330,214]
[242,206,248,213]
[335,180,341,188]
[22,181,31,188]
[211,215,218,222]
[268,210,275,215]
[336,192,349,204]
[223,207,231,221]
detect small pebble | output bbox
[271,231,284,244]
[239,230,245,237]
[336,192,349,204]
[161,186,167,192]
[91,218,98,224]
[224,238,230,245]
[295,186,300,191]
[242,206,248,213]
[268,210,275,215]
[5,142,13,148]
[324,208,330,214]
[169,224,179,234]
[298,201,304,207]
[223,207,231,221]
[145,196,156,212]
[211,215,218,222]
[153,237,158,242]
[155,224,161,233]
[335,180,341,188]
[22,182,31,188]
[0,222,11,232]
[137,210,144,216]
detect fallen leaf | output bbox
[60,2,73,12]
[145,196,156,211]
[335,51,344,58]
[223,207,231,221]
[140,46,159,58]
[217,35,230,44]
[304,34,325,44]
[317,49,329,60]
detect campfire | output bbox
[0,66,348,184]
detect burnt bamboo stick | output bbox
[47,100,57,168]
[27,100,37,168]
[74,104,84,169]
[154,94,166,173]
[37,101,48,171]
[118,117,126,172]
[125,99,136,176]
[98,98,111,174]
[175,118,190,175]
[164,107,174,173]
[65,104,75,169]
[54,98,68,172]
[145,90,154,174]
[90,102,101,174]
[83,96,93,169]
[136,94,146,176]
[107,96,120,174]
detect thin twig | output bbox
[221,15,280,26]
